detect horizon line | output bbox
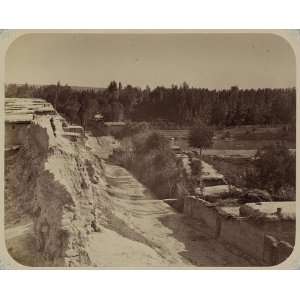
[5,82,296,91]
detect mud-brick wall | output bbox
[263,235,278,265]
[263,235,294,265]
[218,216,266,261]
[5,122,30,147]
[184,196,219,234]
[277,241,294,264]
[183,196,295,265]
[218,216,295,265]
[263,220,295,245]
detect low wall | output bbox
[218,215,266,262]
[5,122,30,147]
[183,196,295,265]
[262,236,294,265]
[263,220,295,245]
[263,235,278,265]
[278,241,294,264]
[184,196,220,235]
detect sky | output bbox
[5,33,296,90]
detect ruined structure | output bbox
[5,98,55,148]
[5,97,104,266]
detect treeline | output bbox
[134,84,296,128]
[5,82,296,128]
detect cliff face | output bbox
[5,114,114,267]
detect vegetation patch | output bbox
[110,128,188,201]
[204,143,296,201]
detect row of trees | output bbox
[134,85,296,128]
[5,82,296,129]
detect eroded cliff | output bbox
[5,114,116,266]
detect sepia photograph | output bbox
[2,31,297,268]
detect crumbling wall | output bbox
[277,241,294,264]
[262,235,294,265]
[6,121,109,267]
[32,168,91,266]
[218,216,295,265]
[183,196,295,265]
[5,124,46,225]
[263,235,278,265]
[5,123,30,147]
[263,220,295,245]
[218,216,266,261]
[184,196,219,234]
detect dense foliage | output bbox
[6,82,296,130]
[189,121,214,153]
[110,130,188,200]
[113,122,150,139]
[245,143,296,199]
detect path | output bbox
[87,163,253,267]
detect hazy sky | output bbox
[5,33,296,89]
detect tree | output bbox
[111,102,124,121]
[188,121,214,191]
[189,121,214,158]
[107,81,118,93]
[210,98,226,128]
[54,81,61,110]
[250,143,295,194]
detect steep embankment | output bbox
[5,115,253,267]
[5,116,116,267]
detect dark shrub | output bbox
[244,143,295,198]
[111,131,188,200]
